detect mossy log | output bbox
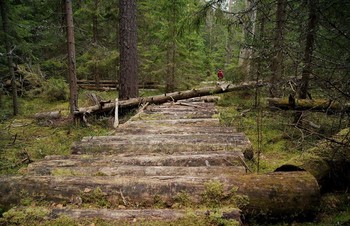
[267,97,350,113]
[0,172,319,219]
[276,128,350,192]
[75,81,266,116]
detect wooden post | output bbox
[113,98,119,128]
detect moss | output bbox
[2,207,50,225]
[94,171,108,176]
[80,187,111,208]
[173,191,193,208]
[201,181,226,208]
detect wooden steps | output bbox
[5,96,320,224]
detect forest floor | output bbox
[0,87,349,225]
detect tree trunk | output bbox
[0,0,19,115]
[238,0,257,81]
[270,0,286,97]
[92,0,99,44]
[119,0,139,100]
[276,128,350,193]
[225,0,234,69]
[92,0,100,89]
[0,171,319,219]
[299,0,318,99]
[74,81,266,116]
[65,0,78,114]
[165,0,177,93]
[295,0,318,124]
[267,97,350,113]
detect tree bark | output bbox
[34,111,61,120]
[0,172,319,219]
[0,0,19,115]
[270,0,286,97]
[65,0,78,114]
[299,0,318,99]
[238,0,257,81]
[119,0,139,100]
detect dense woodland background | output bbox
[0,0,349,104]
[0,0,350,224]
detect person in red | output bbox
[217,69,224,80]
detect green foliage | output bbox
[1,207,50,225]
[201,181,226,208]
[44,77,68,101]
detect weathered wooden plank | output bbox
[127,118,220,125]
[26,165,246,176]
[115,125,237,135]
[28,152,245,170]
[49,208,241,222]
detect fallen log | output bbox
[33,111,61,120]
[0,171,319,219]
[74,81,266,117]
[267,97,350,113]
[275,128,350,192]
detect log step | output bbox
[126,118,220,126]
[72,133,250,154]
[49,208,241,222]
[0,172,320,219]
[27,152,245,172]
[115,125,237,135]
[26,165,246,177]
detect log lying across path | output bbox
[74,80,266,117]
[0,172,319,219]
[0,97,321,223]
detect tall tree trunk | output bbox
[295,0,318,124]
[165,1,177,93]
[0,0,19,115]
[299,0,318,99]
[238,0,257,81]
[92,0,99,44]
[270,0,286,97]
[92,0,100,89]
[119,0,139,100]
[225,0,234,70]
[65,0,78,115]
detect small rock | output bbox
[84,188,91,193]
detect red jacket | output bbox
[218,70,223,79]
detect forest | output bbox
[0,0,349,225]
